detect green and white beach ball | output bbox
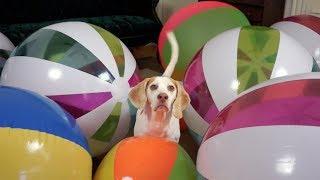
[183,26,318,143]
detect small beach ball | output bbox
[158,1,250,80]
[0,86,91,180]
[272,15,320,65]
[0,32,14,73]
[94,136,197,180]
[197,73,320,180]
[183,26,317,144]
[0,22,141,156]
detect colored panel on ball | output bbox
[169,146,197,180]
[0,128,91,180]
[114,137,178,180]
[161,7,249,79]
[79,60,115,83]
[158,1,232,51]
[48,92,112,118]
[312,59,320,72]
[91,24,125,77]
[204,79,320,139]
[0,86,89,151]
[184,51,219,124]
[92,102,122,142]
[94,144,119,180]
[128,67,141,87]
[284,15,320,35]
[237,26,279,93]
[12,29,115,83]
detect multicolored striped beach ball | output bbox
[158,1,250,80]
[183,26,318,144]
[272,15,320,65]
[197,73,320,180]
[0,32,14,73]
[94,136,197,180]
[0,22,141,156]
[0,86,91,180]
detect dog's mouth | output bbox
[154,104,169,112]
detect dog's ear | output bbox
[172,80,190,119]
[129,78,150,109]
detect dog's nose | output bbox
[157,93,168,101]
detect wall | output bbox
[284,0,320,17]
[309,0,320,17]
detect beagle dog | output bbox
[129,32,190,142]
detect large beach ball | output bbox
[0,86,91,179]
[0,22,141,156]
[0,32,14,73]
[94,136,197,180]
[158,1,250,80]
[197,73,320,180]
[183,26,318,144]
[272,15,320,65]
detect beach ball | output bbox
[0,86,91,180]
[0,32,14,73]
[0,22,141,156]
[158,1,250,80]
[272,15,320,65]
[94,136,197,180]
[183,26,318,144]
[197,73,320,180]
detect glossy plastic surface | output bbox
[0,86,91,180]
[1,22,140,156]
[183,26,317,144]
[158,1,250,80]
[94,136,197,180]
[272,15,320,65]
[197,74,320,180]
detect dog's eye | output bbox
[150,84,158,90]
[168,85,175,91]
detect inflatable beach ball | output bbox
[197,73,320,180]
[1,22,141,156]
[0,32,14,73]
[94,136,197,180]
[0,86,91,180]
[183,26,317,144]
[272,15,320,65]
[158,1,250,80]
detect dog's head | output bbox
[129,77,190,119]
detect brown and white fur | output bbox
[129,32,190,142]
